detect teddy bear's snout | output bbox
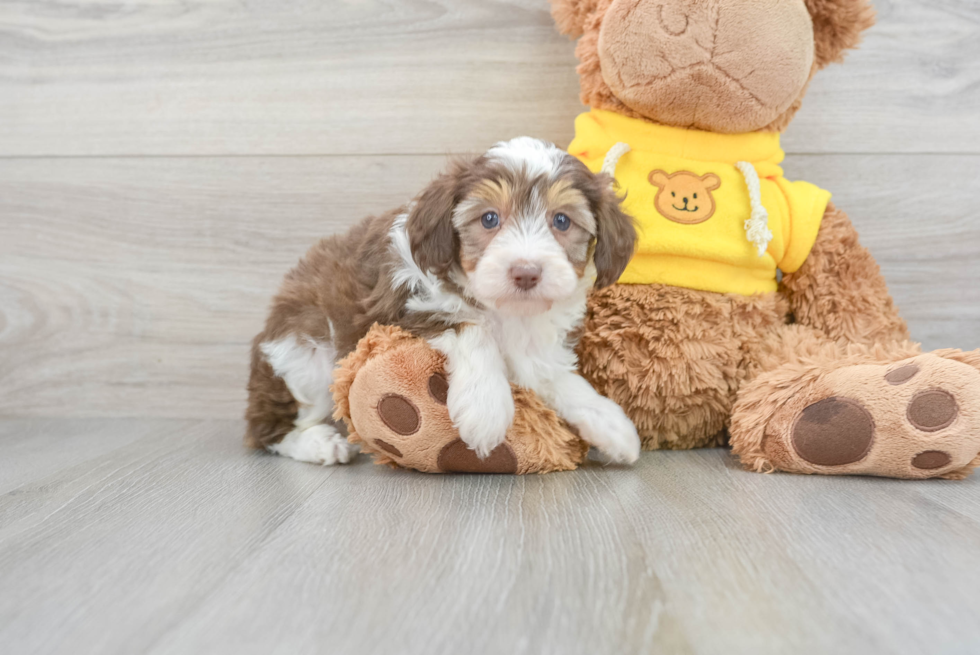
[597,0,816,133]
[674,196,697,212]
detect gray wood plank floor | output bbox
[2,418,979,655]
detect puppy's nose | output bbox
[510,263,542,291]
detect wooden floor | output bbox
[2,418,979,655]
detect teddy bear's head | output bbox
[551,0,875,134]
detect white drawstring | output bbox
[735,161,773,257]
[602,142,631,176]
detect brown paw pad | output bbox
[792,397,875,467]
[437,439,518,474]
[428,373,449,405]
[885,364,920,385]
[377,394,421,436]
[912,450,952,470]
[907,389,958,433]
[374,439,404,458]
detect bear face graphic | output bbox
[648,170,721,225]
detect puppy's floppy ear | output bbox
[407,161,468,277]
[805,0,876,68]
[590,173,636,288]
[550,0,599,38]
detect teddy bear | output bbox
[554,0,980,479]
[333,0,980,479]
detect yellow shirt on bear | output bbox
[569,109,831,296]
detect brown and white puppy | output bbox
[246,138,640,466]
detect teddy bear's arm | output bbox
[780,202,910,347]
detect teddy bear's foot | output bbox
[732,352,980,479]
[332,324,588,474]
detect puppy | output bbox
[246,138,640,466]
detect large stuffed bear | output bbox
[334,0,980,479]
[554,0,980,479]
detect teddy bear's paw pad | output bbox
[428,373,449,405]
[771,354,980,479]
[906,389,958,432]
[373,438,404,459]
[437,439,518,474]
[377,394,421,436]
[791,397,875,467]
[885,363,920,385]
[911,450,952,471]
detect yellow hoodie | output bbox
[569,109,831,296]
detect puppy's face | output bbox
[408,138,636,316]
[453,146,599,315]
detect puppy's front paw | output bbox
[448,378,515,459]
[572,397,641,465]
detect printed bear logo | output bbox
[648,170,721,225]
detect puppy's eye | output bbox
[693,193,698,199]
[671,192,676,197]
[552,213,571,232]
[481,211,500,229]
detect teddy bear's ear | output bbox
[701,173,721,191]
[805,0,877,68]
[549,0,598,38]
[648,170,669,189]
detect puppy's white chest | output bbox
[492,316,573,389]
